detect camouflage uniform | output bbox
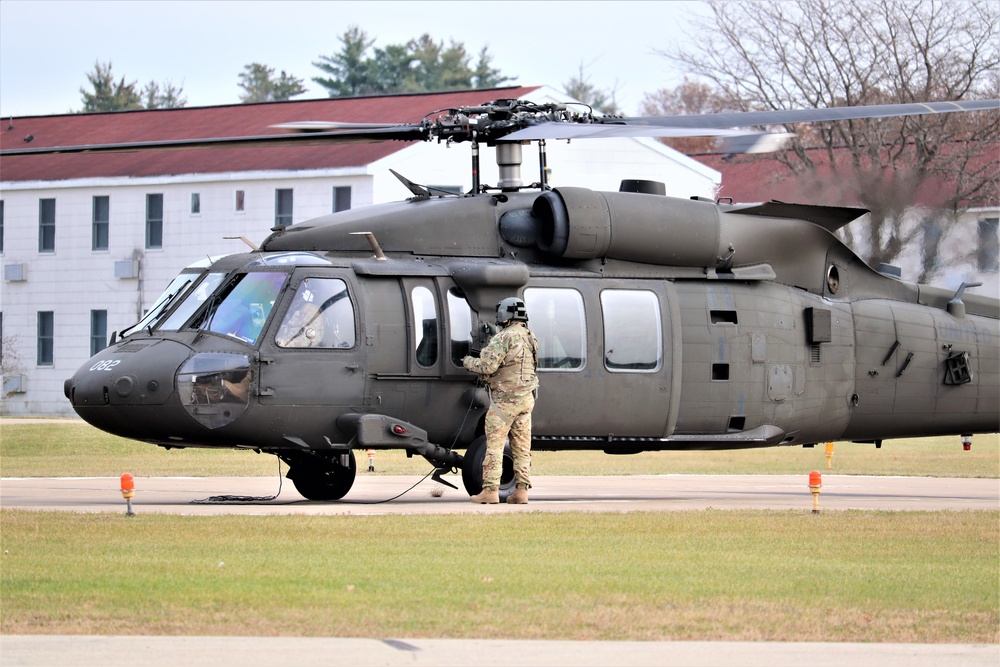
[462,321,539,491]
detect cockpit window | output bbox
[275,278,356,348]
[159,272,228,331]
[198,272,287,344]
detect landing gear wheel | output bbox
[461,435,515,500]
[289,451,357,501]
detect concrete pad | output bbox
[1,635,997,667]
[1,474,997,515]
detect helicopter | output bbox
[11,95,998,501]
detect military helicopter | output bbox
[14,96,999,501]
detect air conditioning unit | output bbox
[4,263,27,282]
[3,375,26,394]
[114,259,139,279]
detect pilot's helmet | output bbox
[496,296,528,325]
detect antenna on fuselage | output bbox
[350,232,387,261]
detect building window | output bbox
[39,198,56,252]
[235,190,245,212]
[146,194,163,249]
[90,310,108,356]
[333,186,352,213]
[0,200,5,254]
[191,193,201,215]
[978,218,999,272]
[275,189,293,227]
[92,195,110,251]
[37,311,54,366]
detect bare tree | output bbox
[1,333,22,400]
[659,0,999,279]
[563,63,620,115]
[641,77,732,153]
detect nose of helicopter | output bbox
[65,338,194,438]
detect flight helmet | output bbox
[496,296,528,325]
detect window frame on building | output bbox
[37,311,54,366]
[92,195,110,251]
[333,186,352,213]
[90,309,108,357]
[275,188,293,227]
[38,198,56,253]
[146,193,164,249]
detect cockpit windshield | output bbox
[120,272,197,338]
[156,270,288,345]
[159,272,228,332]
[197,272,287,344]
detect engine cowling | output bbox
[531,187,723,267]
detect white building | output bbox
[0,86,720,415]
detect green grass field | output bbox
[1,421,997,642]
[2,421,998,479]
[2,509,997,642]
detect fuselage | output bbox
[65,188,1000,457]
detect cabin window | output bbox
[92,196,109,251]
[159,272,227,331]
[90,310,108,356]
[412,286,438,367]
[447,287,473,365]
[38,198,55,253]
[601,289,662,372]
[275,278,356,349]
[146,194,163,249]
[523,287,586,371]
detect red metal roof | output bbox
[0,87,542,182]
[696,144,999,209]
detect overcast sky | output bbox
[0,0,711,118]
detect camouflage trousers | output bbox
[481,391,535,491]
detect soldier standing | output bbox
[462,297,539,505]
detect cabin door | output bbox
[525,281,676,441]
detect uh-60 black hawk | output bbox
[28,96,1000,501]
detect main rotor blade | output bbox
[504,99,1000,141]
[630,99,1000,129]
[0,125,427,156]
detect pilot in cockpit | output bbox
[275,289,325,348]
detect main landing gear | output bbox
[460,435,516,501]
[282,450,357,501]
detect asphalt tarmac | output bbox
[1,472,997,514]
[3,473,997,666]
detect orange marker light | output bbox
[120,473,136,516]
[808,470,822,513]
[824,441,834,469]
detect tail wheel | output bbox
[288,451,356,501]
[460,435,515,500]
